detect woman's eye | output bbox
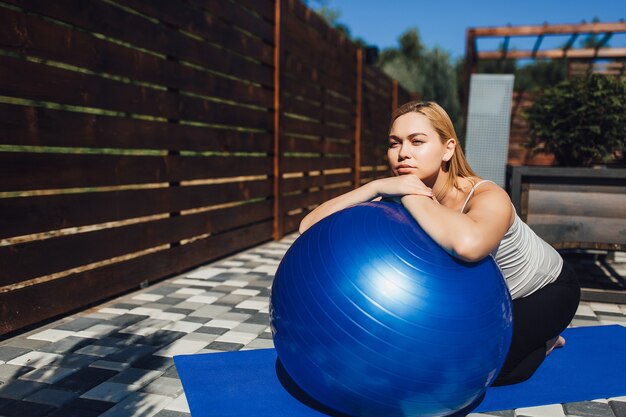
[412,140,423,145]
[388,142,398,148]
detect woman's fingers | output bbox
[377,175,433,198]
[404,177,432,196]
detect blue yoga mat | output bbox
[174,325,626,416]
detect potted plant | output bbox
[524,73,626,167]
[507,73,626,275]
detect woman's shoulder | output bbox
[464,178,513,216]
[456,177,503,199]
[467,178,507,197]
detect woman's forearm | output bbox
[400,194,488,261]
[299,182,380,234]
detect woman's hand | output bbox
[372,175,434,199]
[299,175,433,235]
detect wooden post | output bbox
[462,28,477,137]
[355,48,363,189]
[392,79,398,112]
[166,54,181,254]
[273,0,284,240]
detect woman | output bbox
[299,101,581,385]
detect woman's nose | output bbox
[398,143,411,160]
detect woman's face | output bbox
[387,112,454,180]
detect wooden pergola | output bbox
[462,21,626,120]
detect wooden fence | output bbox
[0,0,411,335]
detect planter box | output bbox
[507,166,626,303]
[507,166,626,251]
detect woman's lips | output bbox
[397,165,415,173]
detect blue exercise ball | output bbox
[270,201,513,417]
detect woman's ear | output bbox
[442,138,456,162]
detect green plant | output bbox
[524,74,626,167]
[378,28,463,140]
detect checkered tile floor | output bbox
[1,235,625,417]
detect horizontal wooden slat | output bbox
[283,76,322,102]
[121,0,273,65]
[361,129,387,142]
[479,47,626,60]
[361,146,387,158]
[0,9,273,107]
[513,166,626,180]
[186,0,274,43]
[362,111,390,128]
[361,139,387,149]
[362,125,389,137]
[364,65,394,93]
[322,91,355,111]
[360,152,388,164]
[283,31,354,82]
[528,183,626,194]
[281,172,353,193]
[361,128,387,141]
[0,153,272,191]
[285,44,355,97]
[236,0,275,22]
[282,116,353,139]
[361,152,386,165]
[284,14,342,59]
[282,96,354,126]
[528,190,626,218]
[364,65,394,86]
[473,22,626,37]
[288,0,334,41]
[5,0,274,86]
[287,0,355,61]
[0,104,274,152]
[283,210,307,234]
[527,214,626,250]
[283,47,354,97]
[361,157,388,168]
[0,179,273,239]
[361,128,389,141]
[282,156,353,173]
[0,56,272,129]
[397,88,414,105]
[362,92,393,110]
[0,200,273,287]
[282,136,353,154]
[283,185,352,212]
[362,104,391,125]
[0,220,273,335]
[361,106,391,126]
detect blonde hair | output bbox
[389,101,478,198]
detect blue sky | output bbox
[322,0,626,60]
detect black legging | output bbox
[493,260,581,386]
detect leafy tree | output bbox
[514,60,568,93]
[377,29,425,93]
[419,47,461,125]
[476,43,567,94]
[478,57,516,75]
[579,17,606,49]
[378,28,463,138]
[303,0,368,47]
[303,5,463,135]
[524,74,626,166]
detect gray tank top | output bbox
[460,180,563,299]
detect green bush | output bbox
[524,74,626,167]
